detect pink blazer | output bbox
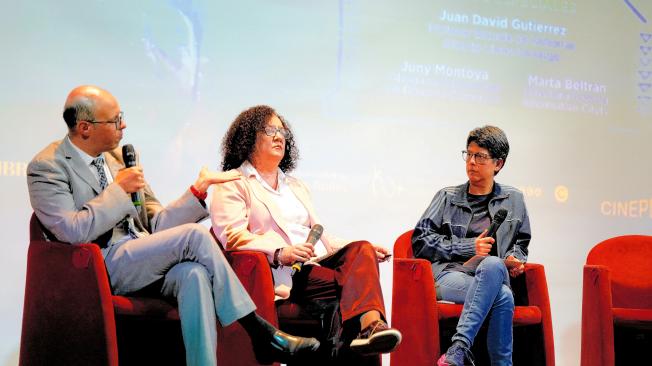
[210,168,347,298]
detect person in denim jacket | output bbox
[412,125,531,366]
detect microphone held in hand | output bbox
[486,208,508,239]
[291,224,324,275]
[121,144,142,207]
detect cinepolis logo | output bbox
[601,199,652,218]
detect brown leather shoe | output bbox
[349,319,402,355]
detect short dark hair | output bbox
[467,125,510,173]
[62,97,95,130]
[221,105,299,172]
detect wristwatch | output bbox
[273,248,282,268]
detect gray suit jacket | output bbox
[27,137,208,246]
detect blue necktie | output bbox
[91,157,108,190]
[92,156,138,239]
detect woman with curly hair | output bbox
[210,105,401,361]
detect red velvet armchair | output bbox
[214,247,319,366]
[20,214,185,366]
[211,229,380,366]
[390,230,554,366]
[581,235,652,366]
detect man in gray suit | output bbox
[26,85,319,366]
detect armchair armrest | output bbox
[20,240,118,366]
[522,262,555,366]
[217,250,279,366]
[391,257,440,366]
[581,264,614,366]
[225,250,277,325]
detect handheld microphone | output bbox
[121,144,142,207]
[291,224,324,275]
[486,208,508,239]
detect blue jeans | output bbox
[436,257,514,366]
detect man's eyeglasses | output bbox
[85,111,124,130]
[261,126,289,138]
[462,150,495,164]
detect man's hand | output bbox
[506,255,525,277]
[115,166,145,193]
[374,245,392,262]
[279,243,316,266]
[193,167,241,194]
[475,229,495,256]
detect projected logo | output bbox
[371,168,405,198]
[516,185,569,203]
[302,168,405,198]
[624,1,652,116]
[601,198,652,219]
[517,185,543,199]
[142,0,204,101]
[637,32,651,116]
[0,161,27,177]
[554,185,569,203]
[302,171,350,193]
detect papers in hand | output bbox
[463,255,522,270]
[302,246,345,267]
[302,251,333,267]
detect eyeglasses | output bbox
[462,150,494,164]
[261,126,289,138]
[85,111,124,130]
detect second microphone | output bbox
[291,224,324,275]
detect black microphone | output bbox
[462,208,509,269]
[486,208,508,239]
[291,224,324,275]
[122,144,142,207]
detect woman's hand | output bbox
[475,229,495,256]
[374,245,392,262]
[279,243,316,266]
[193,167,241,194]
[506,255,525,277]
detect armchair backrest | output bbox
[393,230,414,259]
[22,213,119,366]
[586,235,652,309]
[30,213,52,242]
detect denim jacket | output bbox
[411,182,531,279]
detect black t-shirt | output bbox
[443,191,493,274]
[466,193,492,239]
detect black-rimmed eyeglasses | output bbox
[462,150,495,165]
[85,111,124,130]
[261,126,289,138]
